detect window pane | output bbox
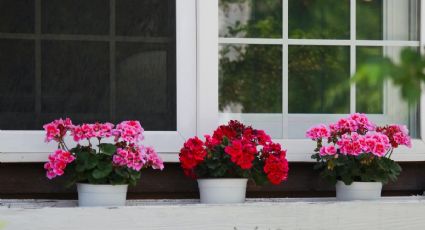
[42,0,109,35]
[116,0,175,37]
[357,0,419,40]
[219,0,282,38]
[289,0,349,39]
[0,1,177,131]
[41,41,110,124]
[219,44,283,138]
[0,39,35,129]
[356,46,383,114]
[289,46,350,113]
[0,0,34,33]
[116,42,176,131]
[357,46,419,138]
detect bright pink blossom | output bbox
[377,124,412,148]
[113,120,144,143]
[44,149,75,179]
[43,118,73,142]
[319,145,337,156]
[306,124,330,140]
[144,146,164,170]
[113,146,146,171]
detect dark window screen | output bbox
[0,0,176,131]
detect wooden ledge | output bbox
[1,197,425,229]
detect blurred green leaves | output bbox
[352,48,425,106]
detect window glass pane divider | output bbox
[109,0,116,121]
[420,0,425,139]
[219,37,420,47]
[349,0,356,113]
[282,0,289,139]
[35,0,41,126]
[0,33,172,43]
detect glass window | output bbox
[0,0,176,131]
[288,0,350,39]
[219,0,282,38]
[219,0,420,139]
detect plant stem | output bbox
[388,148,394,159]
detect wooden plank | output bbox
[1,198,425,230]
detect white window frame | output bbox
[198,0,425,162]
[0,0,197,162]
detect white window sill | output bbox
[1,197,425,230]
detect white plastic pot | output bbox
[197,178,248,204]
[335,181,382,201]
[77,183,128,207]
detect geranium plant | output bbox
[306,113,411,185]
[43,118,163,186]
[179,120,289,185]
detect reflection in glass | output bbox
[0,0,34,33]
[219,44,283,138]
[219,44,282,113]
[0,39,35,129]
[357,0,418,40]
[219,0,282,38]
[356,47,384,114]
[116,0,175,36]
[42,0,109,35]
[116,42,176,131]
[356,46,419,138]
[288,46,350,113]
[41,41,110,124]
[289,0,349,39]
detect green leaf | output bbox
[99,143,117,156]
[92,162,113,179]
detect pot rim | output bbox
[77,183,128,186]
[197,178,248,181]
[336,180,383,189]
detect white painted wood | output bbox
[176,0,197,139]
[197,0,219,135]
[1,198,425,230]
[219,38,420,46]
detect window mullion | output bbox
[420,0,425,138]
[35,0,42,126]
[349,0,356,114]
[282,0,289,139]
[109,0,116,121]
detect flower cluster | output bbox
[307,113,411,158]
[307,113,410,185]
[179,137,207,174]
[71,122,114,141]
[43,118,162,184]
[112,145,164,171]
[179,120,289,185]
[44,149,75,179]
[43,118,73,142]
[113,120,144,143]
[144,147,164,170]
[377,125,412,148]
[332,132,391,157]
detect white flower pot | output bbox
[197,178,248,204]
[335,181,382,201]
[77,183,128,207]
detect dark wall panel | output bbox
[0,162,424,199]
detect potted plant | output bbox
[179,120,289,204]
[43,118,164,207]
[306,113,411,201]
